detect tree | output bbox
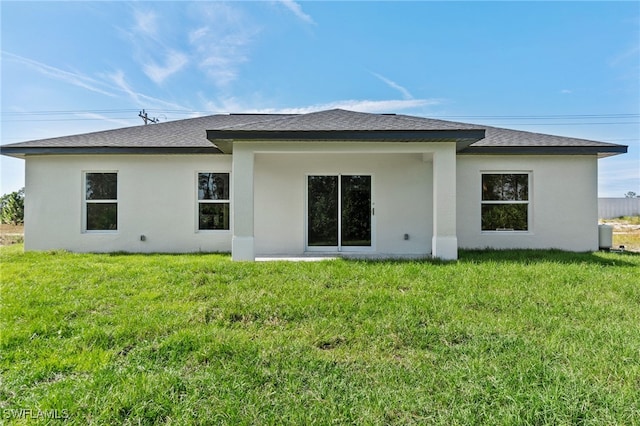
[624,191,637,198]
[1,188,25,225]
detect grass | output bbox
[606,216,640,225]
[614,233,640,253]
[1,246,639,424]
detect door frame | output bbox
[305,173,375,252]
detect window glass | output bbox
[482,174,528,201]
[199,203,230,230]
[341,175,371,246]
[308,175,339,246]
[85,172,117,231]
[481,173,529,231]
[198,173,229,200]
[87,203,118,231]
[198,172,230,230]
[86,173,117,200]
[481,204,528,231]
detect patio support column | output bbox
[232,145,255,261]
[432,146,458,260]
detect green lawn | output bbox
[1,246,639,425]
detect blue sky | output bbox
[1,1,638,197]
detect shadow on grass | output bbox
[104,251,232,257]
[457,249,639,266]
[345,249,639,267]
[6,245,637,267]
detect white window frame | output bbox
[196,171,231,232]
[480,171,532,233]
[83,171,118,233]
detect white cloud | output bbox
[122,3,260,88]
[188,3,259,88]
[108,70,142,104]
[107,70,186,110]
[2,51,190,114]
[372,72,414,100]
[133,9,158,38]
[143,50,189,84]
[277,0,316,25]
[189,27,209,44]
[2,51,117,98]
[198,94,246,114]
[75,112,136,128]
[272,99,441,114]
[126,7,189,84]
[609,43,640,68]
[199,97,441,115]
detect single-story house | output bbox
[1,108,627,260]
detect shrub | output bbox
[1,188,25,225]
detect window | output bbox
[198,172,230,230]
[307,175,372,249]
[85,172,118,231]
[481,173,529,231]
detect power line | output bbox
[1,110,639,130]
[2,118,638,126]
[0,109,193,116]
[2,109,638,118]
[430,114,639,119]
[476,122,640,126]
[1,109,141,116]
[2,118,137,122]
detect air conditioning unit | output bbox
[598,224,613,250]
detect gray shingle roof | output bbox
[0,108,627,157]
[0,114,293,153]
[218,109,479,131]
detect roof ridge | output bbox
[215,113,299,130]
[212,108,349,131]
[390,113,484,129]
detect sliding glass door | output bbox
[307,175,372,250]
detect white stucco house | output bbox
[1,109,627,260]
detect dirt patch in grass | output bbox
[0,223,24,246]
[600,216,640,252]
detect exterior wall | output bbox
[253,152,433,256]
[23,151,600,255]
[24,154,232,252]
[456,155,599,251]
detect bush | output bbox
[1,188,25,225]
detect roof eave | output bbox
[0,146,224,158]
[206,129,486,154]
[459,145,628,158]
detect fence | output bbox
[598,198,640,219]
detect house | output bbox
[1,109,627,260]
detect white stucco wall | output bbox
[22,151,599,255]
[456,155,599,251]
[253,152,433,256]
[24,154,232,252]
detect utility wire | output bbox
[2,109,638,118]
[3,118,638,125]
[1,110,639,130]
